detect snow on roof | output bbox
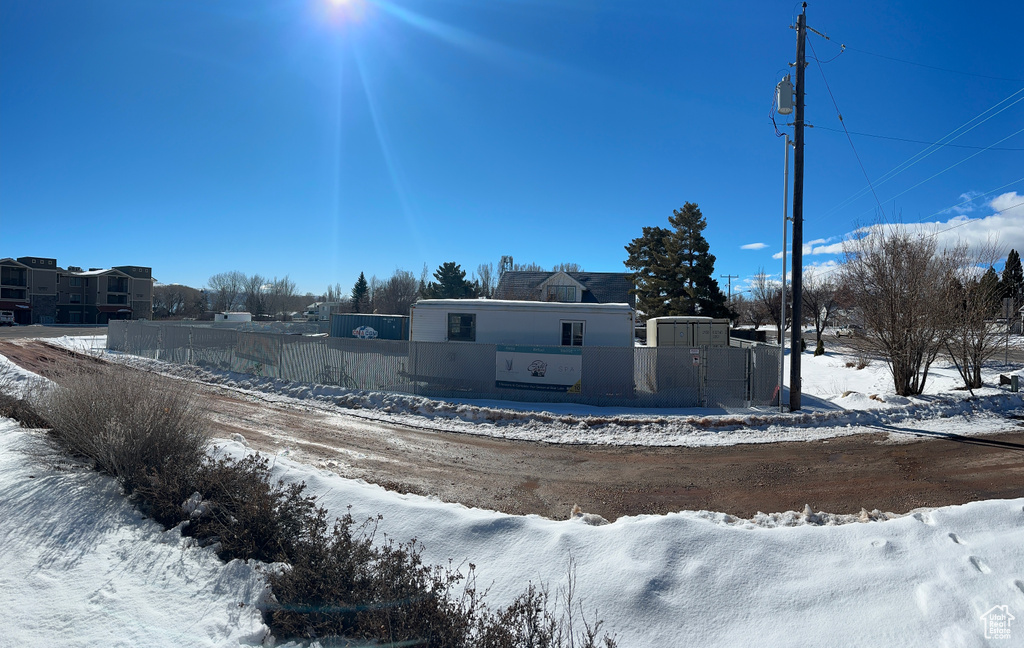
[413,298,633,312]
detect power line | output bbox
[813,125,1024,151]
[866,125,1024,218]
[925,199,1024,239]
[846,46,1024,83]
[807,37,888,219]
[817,85,1024,219]
[917,175,1024,223]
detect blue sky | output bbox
[3,0,1023,297]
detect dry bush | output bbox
[27,361,616,647]
[268,513,617,648]
[842,225,954,395]
[0,362,49,428]
[188,454,320,562]
[476,567,617,648]
[34,362,209,493]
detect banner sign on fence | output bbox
[495,344,582,392]
[235,334,278,366]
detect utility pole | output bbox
[789,2,807,412]
[780,134,791,413]
[720,274,739,302]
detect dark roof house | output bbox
[493,271,635,307]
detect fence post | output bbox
[699,345,708,408]
[745,348,753,408]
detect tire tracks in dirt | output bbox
[3,339,1024,521]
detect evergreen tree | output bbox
[624,203,730,318]
[351,272,369,313]
[1002,249,1023,304]
[979,266,1003,315]
[422,262,476,299]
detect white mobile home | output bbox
[410,299,635,347]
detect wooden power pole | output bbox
[790,3,807,412]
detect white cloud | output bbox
[768,192,1024,263]
[804,260,841,279]
[741,242,768,250]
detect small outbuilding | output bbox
[645,316,730,347]
[213,312,252,323]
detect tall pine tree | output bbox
[351,272,369,313]
[624,203,729,318]
[1002,249,1023,304]
[979,266,1003,314]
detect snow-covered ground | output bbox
[5,335,1024,646]
[0,422,271,647]
[4,418,1023,647]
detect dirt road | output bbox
[4,339,1024,521]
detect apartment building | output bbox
[0,256,153,324]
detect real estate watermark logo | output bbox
[980,605,1015,640]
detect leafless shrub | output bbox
[28,362,616,647]
[34,363,209,493]
[269,523,618,648]
[942,242,1005,391]
[0,361,49,428]
[842,224,956,396]
[477,561,617,648]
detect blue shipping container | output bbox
[330,313,410,340]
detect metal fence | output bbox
[109,321,781,408]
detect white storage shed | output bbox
[410,299,635,347]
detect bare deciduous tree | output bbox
[374,269,420,315]
[842,225,956,396]
[751,268,789,343]
[207,271,245,312]
[325,283,346,302]
[153,284,206,319]
[943,244,1005,391]
[242,274,267,316]
[264,275,297,318]
[732,293,769,330]
[552,262,584,273]
[475,263,496,298]
[801,270,841,344]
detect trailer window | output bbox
[561,321,584,346]
[447,313,476,341]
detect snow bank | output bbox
[214,437,1024,648]
[0,422,272,647]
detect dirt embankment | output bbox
[3,339,1024,521]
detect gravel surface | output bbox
[4,339,1024,520]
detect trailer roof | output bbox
[413,299,633,312]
